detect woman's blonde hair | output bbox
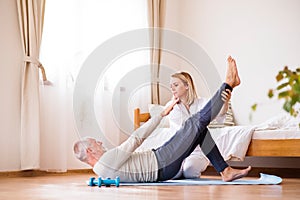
[171,71,198,106]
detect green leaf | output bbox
[268,89,274,98]
[291,95,299,105]
[283,66,292,77]
[290,108,295,116]
[283,101,292,113]
[276,73,283,82]
[276,82,289,90]
[278,91,290,99]
[251,103,257,111]
[293,83,300,94]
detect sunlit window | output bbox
[41,0,149,86]
[40,0,150,145]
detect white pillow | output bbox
[148,104,170,128]
[208,101,235,128]
[255,113,300,131]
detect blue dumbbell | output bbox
[88,176,120,187]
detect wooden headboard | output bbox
[134,108,150,130]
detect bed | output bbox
[134,108,300,157]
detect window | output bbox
[40,0,149,149]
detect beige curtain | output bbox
[17,0,46,170]
[147,0,166,104]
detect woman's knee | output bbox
[183,165,201,178]
[182,156,209,178]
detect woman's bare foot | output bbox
[220,166,252,182]
[225,56,241,88]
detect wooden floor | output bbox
[0,171,300,200]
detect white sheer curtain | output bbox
[40,0,149,171]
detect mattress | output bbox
[252,130,300,140]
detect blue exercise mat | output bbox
[120,173,282,186]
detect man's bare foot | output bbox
[225,56,241,88]
[220,166,251,182]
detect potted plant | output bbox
[251,66,300,126]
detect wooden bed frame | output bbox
[134,108,300,157]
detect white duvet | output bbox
[209,126,255,161]
[209,112,299,161]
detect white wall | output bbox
[164,0,300,125]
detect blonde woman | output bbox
[165,71,231,179]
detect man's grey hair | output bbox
[73,137,94,163]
